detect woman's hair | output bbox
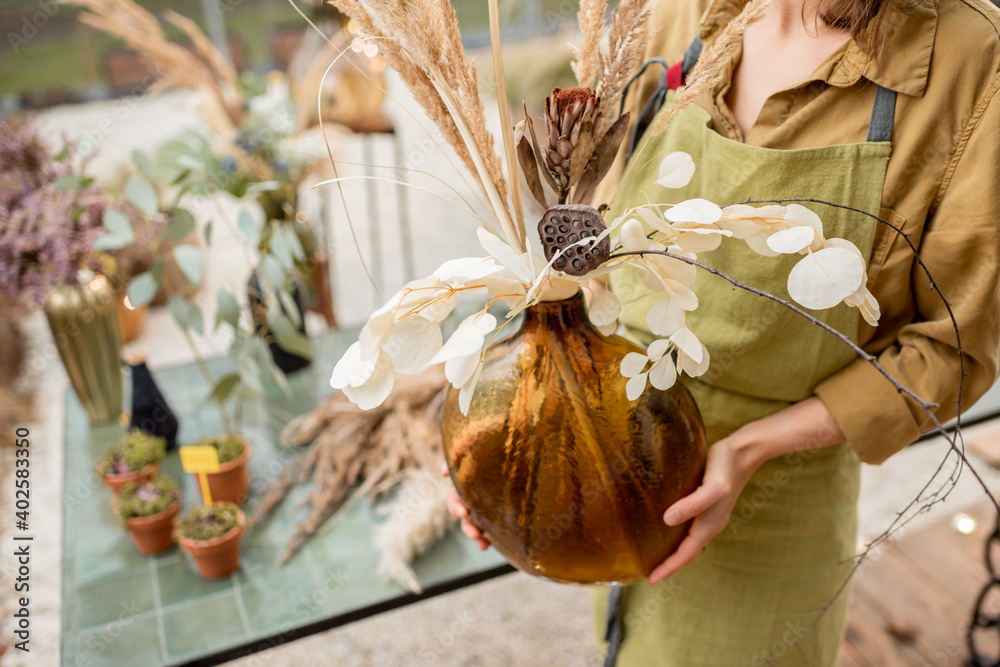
[816,0,896,62]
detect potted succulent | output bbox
[176,502,245,579]
[114,475,180,555]
[98,430,166,494]
[187,435,251,505]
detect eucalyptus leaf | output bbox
[203,219,213,245]
[209,373,241,403]
[268,227,293,270]
[125,175,158,215]
[268,312,313,359]
[150,259,164,283]
[260,255,284,288]
[102,209,134,243]
[132,149,158,180]
[285,226,306,261]
[172,244,206,285]
[238,210,259,246]
[279,289,301,328]
[166,208,196,241]
[216,289,240,329]
[92,233,128,251]
[168,294,189,330]
[189,303,205,335]
[126,272,158,308]
[238,358,263,396]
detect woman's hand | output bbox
[646,431,764,584]
[647,396,846,585]
[443,464,491,550]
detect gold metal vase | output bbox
[442,293,707,585]
[44,275,123,423]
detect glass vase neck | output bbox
[522,291,587,331]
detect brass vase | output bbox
[44,275,123,423]
[442,293,707,585]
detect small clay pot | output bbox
[178,508,245,579]
[201,441,251,505]
[119,498,180,555]
[100,461,161,495]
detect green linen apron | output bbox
[594,40,895,667]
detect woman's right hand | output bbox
[443,465,491,550]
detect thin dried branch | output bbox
[653,0,771,135]
[611,245,993,513]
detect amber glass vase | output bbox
[442,293,707,585]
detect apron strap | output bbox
[681,36,703,79]
[603,586,626,667]
[867,85,898,142]
[622,37,704,160]
[623,35,898,159]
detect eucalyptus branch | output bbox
[608,248,999,514]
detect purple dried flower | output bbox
[0,121,54,216]
[0,121,107,305]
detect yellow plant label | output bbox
[180,446,221,474]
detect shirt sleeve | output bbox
[815,83,1000,465]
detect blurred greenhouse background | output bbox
[0,0,589,111]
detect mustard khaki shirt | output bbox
[606,0,1000,464]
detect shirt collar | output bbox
[698,0,938,97]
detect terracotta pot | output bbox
[115,293,148,344]
[442,293,707,586]
[199,441,251,505]
[178,509,245,579]
[100,461,161,495]
[119,498,180,555]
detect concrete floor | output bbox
[2,66,1000,667]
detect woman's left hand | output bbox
[646,430,763,585]
[646,396,846,585]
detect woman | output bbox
[449,0,1000,663]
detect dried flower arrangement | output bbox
[325,0,875,413]
[307,0,998,603]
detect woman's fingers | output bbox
[447,487,491,549]
[446,487,469,519]
[663,476,730,526]
[647,511,727,585]
[461,518,491,549]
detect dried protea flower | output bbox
[543,88,601,198]
[516,89,630,210]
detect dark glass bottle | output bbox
[126,353,179,450]
[442,293,707,585]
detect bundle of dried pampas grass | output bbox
[62,0,245,133]
[249,369,453,568]
[373,468,453,593]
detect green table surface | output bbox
[60,330,510,667]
